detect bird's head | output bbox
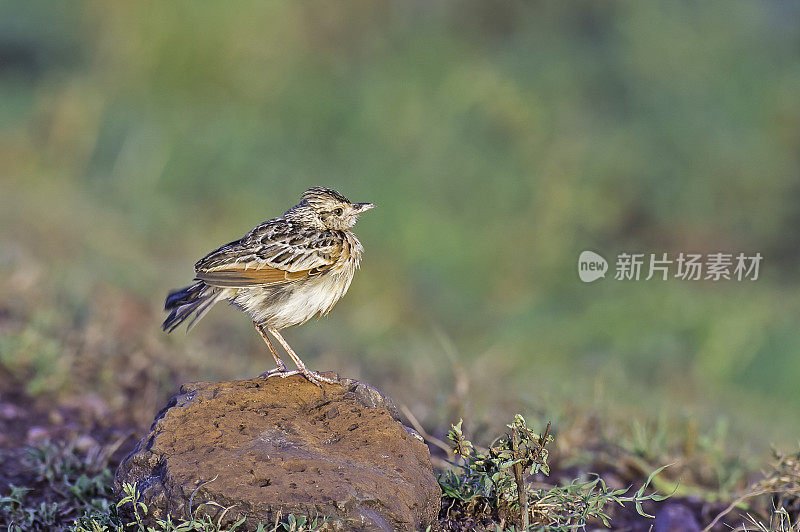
[286,187,375,230]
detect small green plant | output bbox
[0,439,118,531]
[23,439,116,503]
[72,482,336,532]
[277,513,336,532]
[439,415,671,530]
[0,440,331,531]
[1,484,59,531]
[439,415,551,528]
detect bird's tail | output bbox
[163,281,223,333]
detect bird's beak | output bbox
[354,202,375,212]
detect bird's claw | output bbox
[302,369,337,386]
[259,367,295,378]
[259,368,336,386]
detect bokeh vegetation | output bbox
[2,0,800,475]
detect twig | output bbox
[701,486,768,532]
[399,403,453,457]
[189,474,219,518]
[430,455,454,471]
[511,425,530,530]
[521,420,550,459]
[539,422,551,456]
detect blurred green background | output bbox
[2,2,799,449]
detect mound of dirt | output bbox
[114,375,440,531]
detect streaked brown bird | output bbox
[163,187,374,385]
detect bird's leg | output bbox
[267,327,337,386]
[255,322,289,376]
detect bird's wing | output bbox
[193,221,342,288]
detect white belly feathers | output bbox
[231,259,357,330]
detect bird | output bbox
[162,186,374,386]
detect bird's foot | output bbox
[299,368,338,386]
[259,367,336,386]
[259,367,296,378]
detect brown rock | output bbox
[114,375,440,531]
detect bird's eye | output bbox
[333,208,343,216]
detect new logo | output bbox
[578,251,608,283]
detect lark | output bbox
[163,187,374,385]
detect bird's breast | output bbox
[234,255,358,329]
